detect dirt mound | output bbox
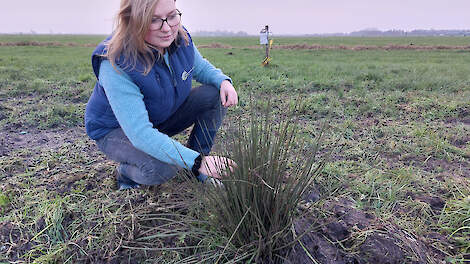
[0,221,30,262]
[285,198,446,264]
[286,219,353,264]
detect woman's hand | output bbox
[199,155,237,179]
[220,80,238,107]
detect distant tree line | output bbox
[310,29,470,37]
[184,29,470,37]
[191,30,249,37]
[6,28,470,37]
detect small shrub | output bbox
[202,104,327,262]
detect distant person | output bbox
[85,0,238,189]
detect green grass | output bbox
[192,36,470,47]
[0,46,92,129]
[439,196,470,258]
[0,34,106,45]
[0,36,469,263]
[2,34,470,47]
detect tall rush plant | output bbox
[202,105,326,263]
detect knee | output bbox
[194,85,221,108]
[138,161,177,185]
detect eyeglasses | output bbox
[150,10,182,30]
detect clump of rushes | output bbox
[203,105,327,263]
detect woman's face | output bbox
[144,0,180,51]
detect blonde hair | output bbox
[106,0,189,75]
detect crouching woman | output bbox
[84,0,238,189]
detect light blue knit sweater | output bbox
[98,44,231,169]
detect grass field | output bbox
[2,34,470,47]
[0,35,469,263]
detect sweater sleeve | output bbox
[192,43,232,88]
[98,60,200,169]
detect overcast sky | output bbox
[1,0,469,35]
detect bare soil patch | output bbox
[449,136,470,148]
[0,127,86,156]
[383,149,470,180]
[287,198,447,264]
[0,221,31,262]
[422,157,470,178]
[445,117,470,126]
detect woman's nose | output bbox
[160,21,171,32]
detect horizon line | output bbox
[2,28,470,37]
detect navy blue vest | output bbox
[85,34,195,140]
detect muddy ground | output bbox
[286,197,450,264]
[0,125,463,263]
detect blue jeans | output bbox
[96,84,226,185]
